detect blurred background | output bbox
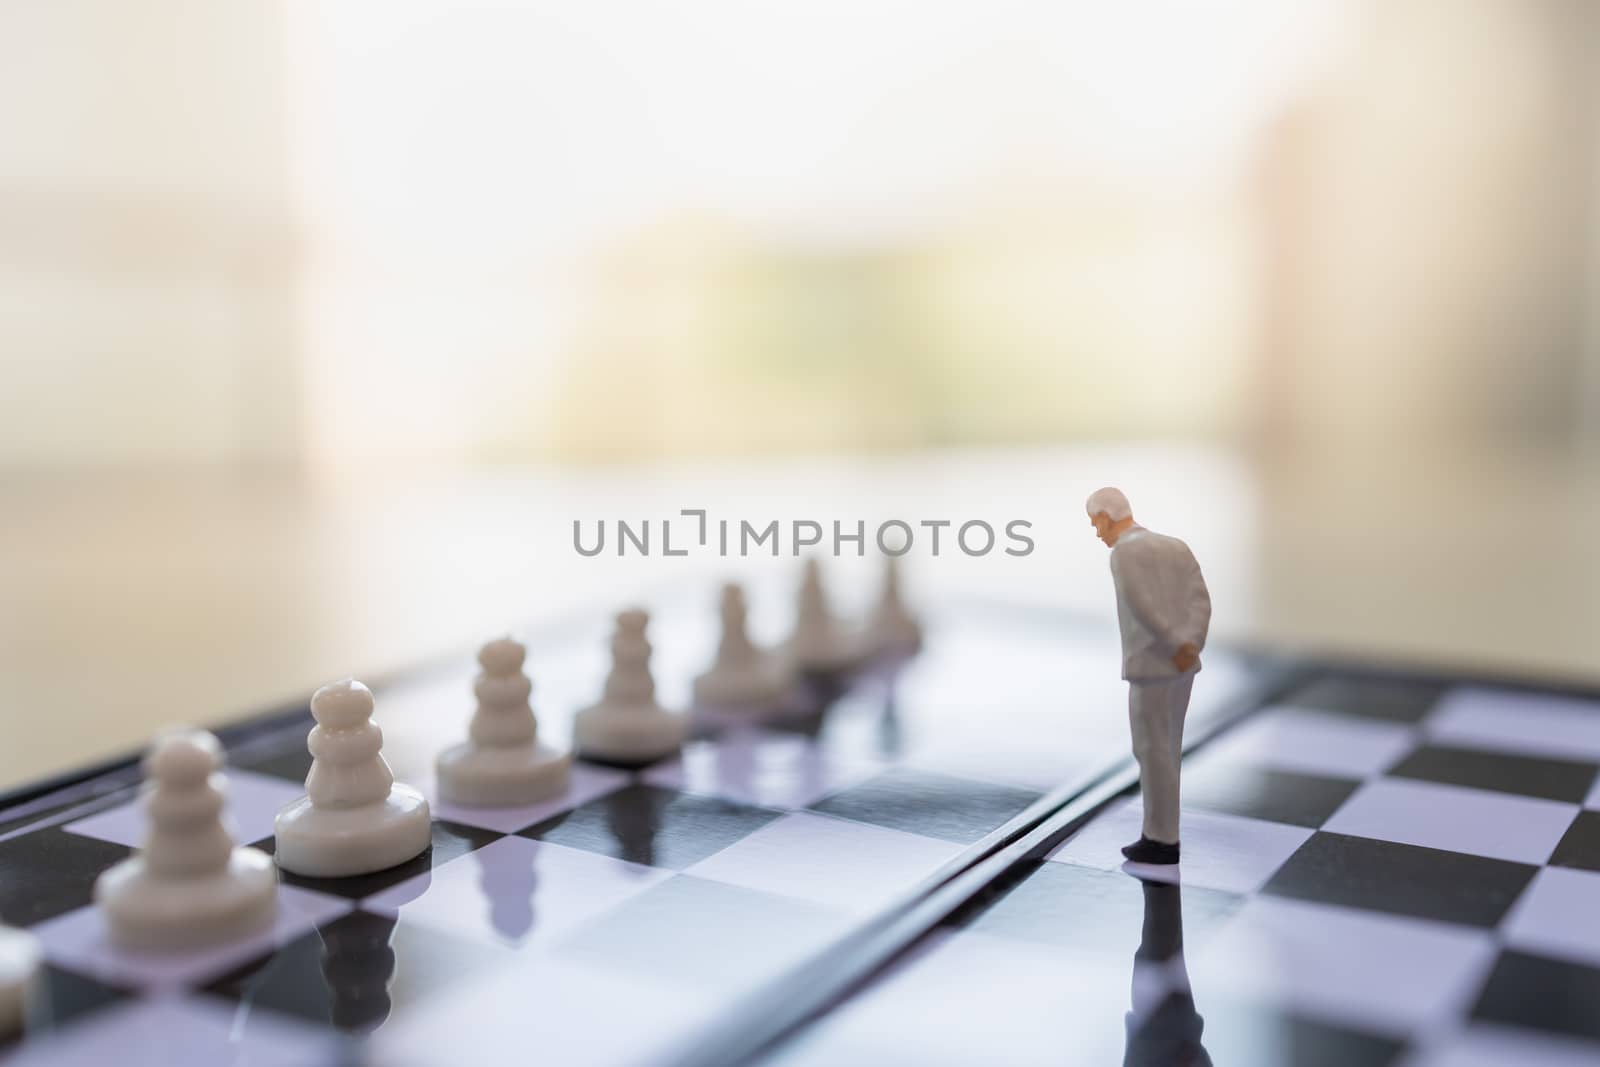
[3,0,1599,787]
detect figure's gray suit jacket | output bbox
[1108,525,1211,682]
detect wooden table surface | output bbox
[4,442,1598,793]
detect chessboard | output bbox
[762,674,1600,1067]
[0,576,1596,1066]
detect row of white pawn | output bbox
[90,672,444,956]
[446,554,921,801]
[79,556,919,957]
[576,555,921,768]
[704,555,922,706]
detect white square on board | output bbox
[1501,866,1600,969]
[1194,706,1419,780]
[370,954,722,1067]
[643,731,883,810]
[3,995,335,1067]
[684,812,964,917]
[363,836,672,949]
[65,770,304,849]
[1426,688,1600,762]
[763,930,1144,1067]
[1404,1023,1600,1067]
[30,885,350,990]
[1322,778,1578,865]
[1047,798,1313,895]
[1191,896,1497,1037]
[424,762,629,835]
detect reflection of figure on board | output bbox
[320,910,399,1034]
[605,787,663,869]
[877,673,903,758]
[478,842,537,943]
[1124,878,1210,1067]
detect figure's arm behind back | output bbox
[1180,541,1212,650]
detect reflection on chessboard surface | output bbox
[2,593,1260,1065]
[766,675,1600,1067]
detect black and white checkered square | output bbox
[201,907,520,1032]
[1549,810,1600,872]
[1260,831,1536,928]
[772,678,1598,1067]
[1046,679,1600,1063]
[256,818,504,901]
[10,592,1599,1067]
[1,686,1062,1066]
[1276,675,1446,724]
[806,767,1044,845]
[519,783,784,870]
[0,829,132,927]
[0,963,128,1057]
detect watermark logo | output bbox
[573,510,1034,558]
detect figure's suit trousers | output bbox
[1128,673,1195,844]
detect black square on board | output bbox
[234,746,314,785]
[1262,831,1537,928]
[1195,997,1408,1067]
[205,909,513,1035]
[1471,950,1600,1043]
[255,819,501,900]
[1280,677,1443,723]
[0,789,132,841]
[1548,810,1600,873]
[1181,765,1359,829]
[944,861,1243,957]
[807,768,1042,845]
[520,784,781,870]
[0,965,129,1050]
[0,828,132,926]
[1387,744,1598,804]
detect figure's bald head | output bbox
[1085,487,1134,547]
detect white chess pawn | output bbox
[787,558,859,674]
[274,679,432,878]
[573,609,686,765]
[693,583,790,710]
[0,922,40,1039]
[437,637,572,807]
[93,731,277,952]
[867,554,922,656]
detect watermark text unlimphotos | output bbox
[573,510,1034,558]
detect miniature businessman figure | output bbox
[1087,487,1211,865]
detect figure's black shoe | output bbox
[1121,836,1181,865]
